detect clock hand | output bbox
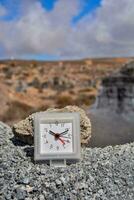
[58,136,70,144]
[61,139,70,143]
[49,130,67,145]
[58,137,65,145]
[59,130,69,136]
[49,130,56,136]
[49,131,65,144]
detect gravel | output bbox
[0,121,134,200]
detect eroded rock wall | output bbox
[88,61,134,147]
[96,61,134,113]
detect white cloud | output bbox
[0,0,134,59]
[74,0,134,57]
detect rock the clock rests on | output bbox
[34,112,81,167]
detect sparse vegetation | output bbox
[2,101,36,124]
[56,94,75,107]
[0,58,133,124]
[76,94,96,106]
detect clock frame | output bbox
[34,112,81,164]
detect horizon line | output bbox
[0,56,134,63]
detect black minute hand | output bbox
[59,129,69,136]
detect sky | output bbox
[0,0,134,60]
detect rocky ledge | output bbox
[0,122,134,200]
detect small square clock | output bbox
[34,112,81,165]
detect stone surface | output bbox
[1,121,134,200]
[13,106,91,146]
[87,61,134,147]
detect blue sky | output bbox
[0,0,101,60]
[0,0,134,60]
[0,0,101,20]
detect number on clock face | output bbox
[40,121,73,154]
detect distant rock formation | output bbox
[87,61,134,147]
[96,61,134,114]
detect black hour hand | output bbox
[49,130,55,136]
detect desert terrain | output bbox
[0,57,133,124]
[0,58,134,200]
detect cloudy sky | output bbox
[0,0,134,60]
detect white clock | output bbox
[34,112,81,166]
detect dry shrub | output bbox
[78,87,93,93]
[76,94,95,106]
[56,95,75,107]
[30,61,37,68]
[10,62,16,67]
[2,101,37,124]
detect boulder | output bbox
[13,106,91,146]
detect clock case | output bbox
[34,112,81,164]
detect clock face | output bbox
[40,121,73,154]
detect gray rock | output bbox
[15,185,27,200]
[76,182,88,190]
[40,169,46,175]
[13,106,91,146]
[18,177,30,185]
[88,61,134,147]
[39,194,45,200]
[55,179,62,185]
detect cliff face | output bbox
[88,61,134,147]
[96,61,134,114]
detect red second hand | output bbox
[58,137,65,145]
